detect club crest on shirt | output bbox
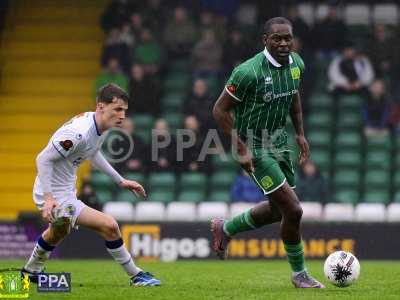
[265,76,272,84]
[291,67,301,80]
[227,84,236,94]
[60,140,73,151]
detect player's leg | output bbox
[76,206,160,286]
[23,218,71,281]
[211,155,284,259]
[268,181,324,288]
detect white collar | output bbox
[263,48,293,67]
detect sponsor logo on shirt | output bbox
[263,90,297,102]
[291,67,301,80]
[265,76,272,84]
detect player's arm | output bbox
[90,151,146,197]
[36,145,62,223]
[213,89,254,173]
[290,92,310,165]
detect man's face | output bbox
[264,24,293,64]
[97,97,128,129]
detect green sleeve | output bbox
[225,64,253,102]
[292,52,305,74]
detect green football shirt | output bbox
[225,48,305,154]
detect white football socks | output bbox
[106,239,142,277]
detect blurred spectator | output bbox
[296,160,329,203]
[231,170,264,203]
[313,5,347,57]
[286,5,311,47]
[223,27,249,71]
[100,0,129,33]
[134,28,163,76]
[95,57,129,94]
[141,0,166,36]
[367,24,396,78]
[150,119,177,173]
[192,29,223,77]
[101,28,131,72]
[181,116,209,173]
[363,80,390,137]
[114,119,148,173]
[184,78,215,134]
[128,64,160,116]
[79,181,101,211]
[198,10,226,42]
[328,45,374,96]
[164,6,197,59]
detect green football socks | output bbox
[223,209,258,236]
[284,242,305,273]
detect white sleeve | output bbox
[90,151,124,184]
[51,129,84,158]
[36,144,63,194]
[328,57,348,89]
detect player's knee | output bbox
[102,217,120,240]
[285,204,303,224]
[49,220,71,244]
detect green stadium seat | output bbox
[122,172,145,184]
[333,169,360,189]
[131,114,154,130]
[177,190,206,203]
[333,189,359,204]
[365,151,390,169]
[180,172,207,191]
[96,190,113,204]
[116,190,139,203]
[363,189,390,204]
[148,191,175,203]
[307,112,332,129]
[163,73,190,92]
[334,151,362,168]
[337,111,362,128]
[169,59,190,73]
[210,171,237,190]
[311,150,330,171]
[308,130,331,148]
[338,95,363,110]
[148,172,176,192]
[161,92,185,112]
[162,112,183,130]
[208,190,231,202]
[91,172,113,190]
[394,172,400,187]
[134,128,151,144]
[308,93,333,109]
[364,169,390,187]
[212,154,238,172]
[335,131,361,148]
[394,191,400,203]
[365,134,391,150]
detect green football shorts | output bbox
[250,150,295,195]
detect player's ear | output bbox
[96,102,105,111]
[262,34,268,45]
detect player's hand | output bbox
[237,145,254,174]
[120,179,147,198]
[42,194,58,223]
[296,135,310,165]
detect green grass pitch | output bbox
[1,260,400,299]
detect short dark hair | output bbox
[96,83,129,104]
[263,17,292,36]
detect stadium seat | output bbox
[210,171,237,190]
[333,190,359,204]
[208,190,231,202]
[163,73,189,92]
[91,172,113,190]
[334,151,362,169]
[344,4,370,25]
[96,190,113,204]
[335,131,361,149]
[372,4,399,24]
[308,130,331,148]
[135,202,165,221]
[338,95,363,110]
[180,172,207,191]
[307,112,332,129]
[103,202,135,222]
[197,202,229,221]
[337,111,362,129]
[364,170,390,187]
[131,114,154,130]
[333,169,360,189]
[394,191,400,203]
[386,203,400,222]
[301,202,323,221]
[212,154,238,172]
[166,202,196,221]
[161,112,183,130]
[161,93,184,112]
[311,150,330,171]
[323,203,354,222]
[308,93,333,109]
[148,172,176,191]
[229,202,254,218]
[177,190,206,203]
[365,151,390,169]
[148,191,175,203]
[355,203,386,222]
[363,189,390,204]
[366,134,391,150]
[116,190,139,203]
[123,172,145,184]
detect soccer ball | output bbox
[324,251,360,287]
